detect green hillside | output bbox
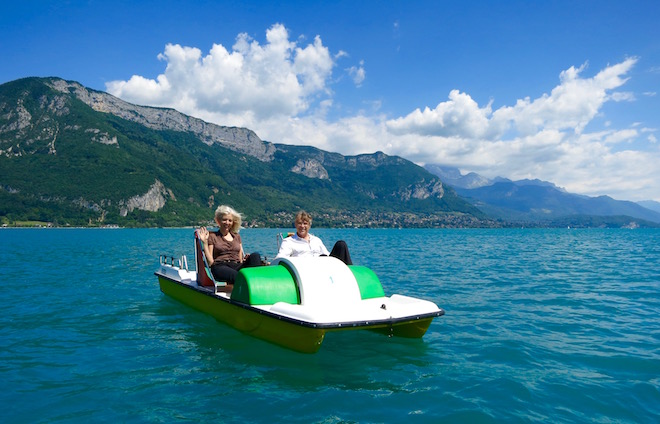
[0,77,489,227]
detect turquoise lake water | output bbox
[1,228,659,423]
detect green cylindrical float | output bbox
[232,265,300,305]
[348,265,385,299]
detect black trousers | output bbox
[329,240,352,265]
[210,252,262,283]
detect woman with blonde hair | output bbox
[198,205,262,283]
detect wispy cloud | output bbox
[347,60,366,86]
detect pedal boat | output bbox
[154,232,444,353]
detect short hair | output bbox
[295,210,312,224]
[214,205,242,233]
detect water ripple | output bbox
[1,228,659,423]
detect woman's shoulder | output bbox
[208,230,223,241]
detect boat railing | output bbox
[159,254,189,271]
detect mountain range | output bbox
[0,77,488,228]
[424,164,660,225]
[1,77,658,228]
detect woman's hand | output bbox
[198,226,209,243]
[199,226,214,265]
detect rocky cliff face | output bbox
[0,94,65,157]
[291,158,330,180]
[47,79,276,161]
[402,180,445,201]
[119,179,169,216]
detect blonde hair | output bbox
[295,210,312,224]
[214,205,242,233]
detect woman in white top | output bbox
[276,211,352,265]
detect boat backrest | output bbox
[347,265,386,299]
[272,256,363,306]
[194,230,216,287]
[230,257,386,306]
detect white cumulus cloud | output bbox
[377,57,660,201]
[107,24,336,128]
[106,27,658,201]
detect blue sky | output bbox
[2,0,659,201]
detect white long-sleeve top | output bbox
[275,233,329,259]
